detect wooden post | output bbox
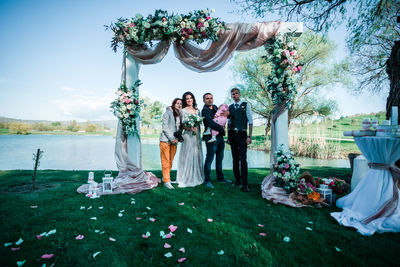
[32,148,41,191]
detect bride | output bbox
[176,91,204,187]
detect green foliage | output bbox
[67,120,80,132]
[9,122,30,135]
[141,97,166,127]
[1,169,399,266]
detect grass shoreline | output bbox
[1,167,399,266]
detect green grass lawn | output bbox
[1,168,399,266]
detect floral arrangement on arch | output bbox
[273,145,301,193]
[182,113,203,136]
[106,9,227,52]
[110,80,143,136]
[264,32,302,109]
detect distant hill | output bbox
[0,116,118,130]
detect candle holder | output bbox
[102,170,114,194]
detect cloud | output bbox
[55,91,116,121]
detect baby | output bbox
[204,104,229,143]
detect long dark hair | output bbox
[171,98,182,119]
[182,91,197,108]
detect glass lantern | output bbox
[317,187,333,205]
[102,170,114,194]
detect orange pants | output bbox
[159,141,177,183]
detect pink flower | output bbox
[197,22,204,29]
[284,163,289,169]
[206,16,211,20]
[290,50,297,56]
[284,59,288,63]
[283,49,289,55]
[124,98,132,104]
[162,18,167,22]
[293,67,298,72]
[297,65,302,71]
[282,170,286,175]
[187,28,193,34]
[134,100,139,105]
[201,31,207,37]
[130,23,135,27]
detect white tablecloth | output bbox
[331,136,400,235]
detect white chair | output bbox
[351,155,370,191]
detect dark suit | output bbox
[202,105,225,182]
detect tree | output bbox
[67,120,80,132]
[9,122,30,134]
[231,0,400,120]
[232,31,345,135]
[140,97,166,128]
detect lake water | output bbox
[0,135,349,170]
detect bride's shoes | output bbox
[164,182,175,190]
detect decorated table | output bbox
[331,136,400,235]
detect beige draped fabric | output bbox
[125,22,281,72]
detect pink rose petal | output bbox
[30,205,38,208]
[259,233,267,236]
[142,234,148,239]
[258,224,264,227]
[11,247,20,251]
[164,243,171,248]
[136,217,142,220]
[192,206,196,209]
[178,258,187,263]
[109,237,116,242]
[207,218,213,222]
[179,247,185,253]
[37,235,42,240]
[149,218,156,222]
[41,254,54,259]
[178,202,184,205]
[168,225,177,233]
[165,233,172,239]
[75,235,84,240]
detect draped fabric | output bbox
[125,22,281,72]
[331,137,400,235]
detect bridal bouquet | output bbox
[110,80,143,136]
[273,145,301,193]
[183,113,203,135]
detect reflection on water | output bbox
[0,135,349,170]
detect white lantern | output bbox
[317,187,333,205]
[102,171,114,194]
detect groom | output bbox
[202,93,231,188]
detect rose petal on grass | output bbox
[4,242,13,247]
[120,210,125,213]
[146,207,151,210]
[259,233,267,236]
[207,218,213,222]
[178,202,184,205]
[142,234,148,239]
[100,231,105,235]
[15,238,23,246]
[308,221,313,224]
[46,229,56,236]
[80,206,85,210]
[98,206,104,209]
[75,235,84,240]
[179,247,185,253]
[187,228,192,234]
[178,258,186,262]
[90,217,97,220]
[192,206,196,209]
[87,206,92,210]
[335,247,342,252]
[41,254,54,259]
[168,225,177,232]
[306,227,312,231]
[165,233,172,239]
[160,231,165,237]
[94,230,100,233]
[258,224,264,227]
[164,252,172,258]
[11,247,20,251]
[37,235,43,240]
[93,251,101,258]
[136,217,142,220]
[118,213,123,217]
[146,231,151,237]
[217,250,224,255]
[149,218,156,222]
[30,205,38,209]
[283,236,290,243]
[164,243,171,248]
[16,260,26,266]
[109,237,116,242]
[131,201,135,204]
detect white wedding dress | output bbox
[176,108,204,187]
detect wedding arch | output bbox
[109,9,303,194]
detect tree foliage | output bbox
[231,0,400,96]
[231,31,344,134]
[141,97,166,127]
[9,122,30,135]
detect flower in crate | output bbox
[296,178,316,195]
[328,178,347,195]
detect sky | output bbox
[0,0,387,122]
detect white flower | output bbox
[211,8,215,13]
[180,21,185,28]
[204,21,209,27]
[185,22,191,28]
[127,104,132,109]
[124,113,129,118]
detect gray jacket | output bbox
[160,107,180,143]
